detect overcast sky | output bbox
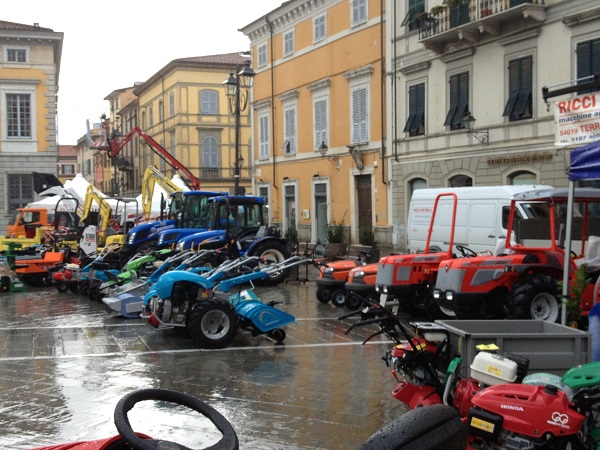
[4,1,284,145]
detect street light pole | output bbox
[223,61,255,195]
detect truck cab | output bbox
[6,208,52,238]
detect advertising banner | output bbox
[554,93,600,146]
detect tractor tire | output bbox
[345,292,364,310]
[251,240,291,286]
[510,274,560,322]
[68,283,81,294]
[360,404,467,450]
[316,287,332,303]
[186,298,239,349]
[425,297,456,320]
[330,289,348,308]
[55,282,69,293]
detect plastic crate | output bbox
[435,320,592,376]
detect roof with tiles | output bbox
[173,52,250,65]
[0,20,54,32]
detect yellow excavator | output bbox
[140,166,183,221]
[80,185,137,250]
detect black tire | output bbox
[360,404,467,450]
[398,286,429,318]
[345,292,364,310]
[251,240,291,286]
[510,274,559,322]
[186,298,239,349]
[331,289,348,307]
[68,283,81,294]
[56,282,69,293]
[316,287,332,303]
[268,328,286,343]
[425,297,456,320]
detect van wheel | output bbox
[510,275,559,322]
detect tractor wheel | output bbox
[55,282,69,293]
[330,289,348,307]
[316,287,332,303]
[345,293,364,310]
[398,285,429,318]
[251,240,291,286]
[268,328,286,343]
[68,283,81,294]
[425,297,456,320]
[186,298,239,349]
[510,274,559,322]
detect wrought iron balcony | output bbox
[419,0,546,53]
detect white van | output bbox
[406,185,554,254]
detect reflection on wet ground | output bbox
[0,278,408,449]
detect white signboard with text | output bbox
[554,93,600,146]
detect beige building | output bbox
[0,20,63,232]
[388,0,599,250]
[241,0,390,246]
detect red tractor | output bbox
[432,187,600,323]
[374,192,476,319]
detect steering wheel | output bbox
[114,388,239,450]
[455,245,477,257]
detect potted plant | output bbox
[359,228,380,260]
[285,224,299,253]
[325,216,346,259]
[430,5,446,16]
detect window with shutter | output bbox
[503,56,532,121]
[314,98,328,148]
[200,90,218,114]
[259,114,270,159]
[352,87,368,143]
[444,72,469,130]
[284,107,296,154]
[404,83,425,136]
[577,38,600,95]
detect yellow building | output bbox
[128,53,254,195]
[241,0,390,246]
[0,20,63,232]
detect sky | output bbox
[4,1,285,145]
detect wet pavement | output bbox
[0,268,409,449]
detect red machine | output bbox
[93,114,203,191]
[375,192,475,320]
[433,187,600,323]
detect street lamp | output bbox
[223,61,255,195]
[462,111,489,144]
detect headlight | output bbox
[354,270,365,277]
[375,285,380,293]
[128,232,136,244]
[158,235,164,244]
[177,241,185,252]
[383,285,388,294]
[432,289,441,300]
[324,267,334,274]
[445,291,454,301]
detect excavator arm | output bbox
[81,185,114,246]
[97,115,202,190]
[141,166,183,219]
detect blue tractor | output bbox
[175,196,291,285]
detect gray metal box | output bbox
[435,320,592,376]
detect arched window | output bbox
[409,178,427,195]
[449,175,472,187]
[509,171,536,185]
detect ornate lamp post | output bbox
[223,61,255,195]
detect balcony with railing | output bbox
[419,0,546,53]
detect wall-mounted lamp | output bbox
[462,112,489,144]
[318,142,339,164]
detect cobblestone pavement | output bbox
[0,272,409,449]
